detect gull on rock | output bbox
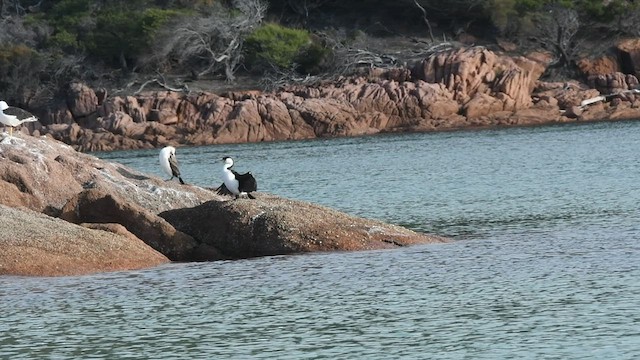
[219,156,257,199]
[159,146,185,184]
[0,101,38,137]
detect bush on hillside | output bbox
[142,0,267,81]
[244,23,312,71]
[295,40,332,75]
[89,7,183,70]
[0,44,46,105]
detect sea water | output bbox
[2,121,640,359]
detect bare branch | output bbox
[531,5,580,69]
[286,0,328,21]
[142,0,267,82]
[259,29,458,91]
[413,0,435,43]
[133,78,188,95]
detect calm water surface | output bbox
[2,121,640,359]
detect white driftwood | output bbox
[580,96,606,107]
[133,79,188,95]
[580,89,640,108]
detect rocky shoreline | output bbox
[0,134,447,276]
[4,44,640,276]
[19,45,640,152]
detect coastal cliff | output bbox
[22,46,640,152]
[0,134,447,276]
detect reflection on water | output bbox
[3,121,640,359]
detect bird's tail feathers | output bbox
[178,176,185,185]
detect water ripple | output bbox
[3,122,640,358]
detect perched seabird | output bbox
[220,156,257,199]
[0,101,38,137]
[159,146,185,184]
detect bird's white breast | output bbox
[159,148,173,177]
[222,168,240,194]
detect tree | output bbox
[0,16,47,105]
[145,0,267,82]
[90,6,181,71]
[0,0,42,18]
[607,1,640,37]
[283,0,328,23]
[530,5,580,70]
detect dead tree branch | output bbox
[144,0,266,82]
[259,29,459,91]
[413,0,435,43]
[531,5,580,69]
[133,78,189,95]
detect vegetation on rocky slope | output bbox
[1,0,640,108]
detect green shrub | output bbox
[89,7,183,69]
[244,23,312,71]
[0,45,45,104]
[487,0,517,32]
[579,0,635,20]
[294,40,332,75]
[45,0,93,39]
[49,30,79,51]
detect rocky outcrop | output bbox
[587,72,640,95]
[617,39,640,77]
[412,47,544,110]
[0,204,169,276]
[23,44,640,152]
[27,46,640,152]
[27,47,549,151]
[60,188,198,261]
[0,134,216,272]
[0,134,447,276]
[577,55,620,78]
[0,135,215,216]
[160,194,447,260]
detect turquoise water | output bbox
[2,121,640,359]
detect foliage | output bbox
[0,44,46,105]
[2,0,640,104]
[144,0,267,81]
[487,0,517,32]
[49,29,78,51]
[295,40,332,75]
[244,23,311,71]
[41,0,94,52]
[529,4,580,75]
[89,6,183,69]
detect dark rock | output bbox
[61,188,198,261]
[160,194,448,260]
[617,39,640,77]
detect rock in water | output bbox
[160,194,448,260]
